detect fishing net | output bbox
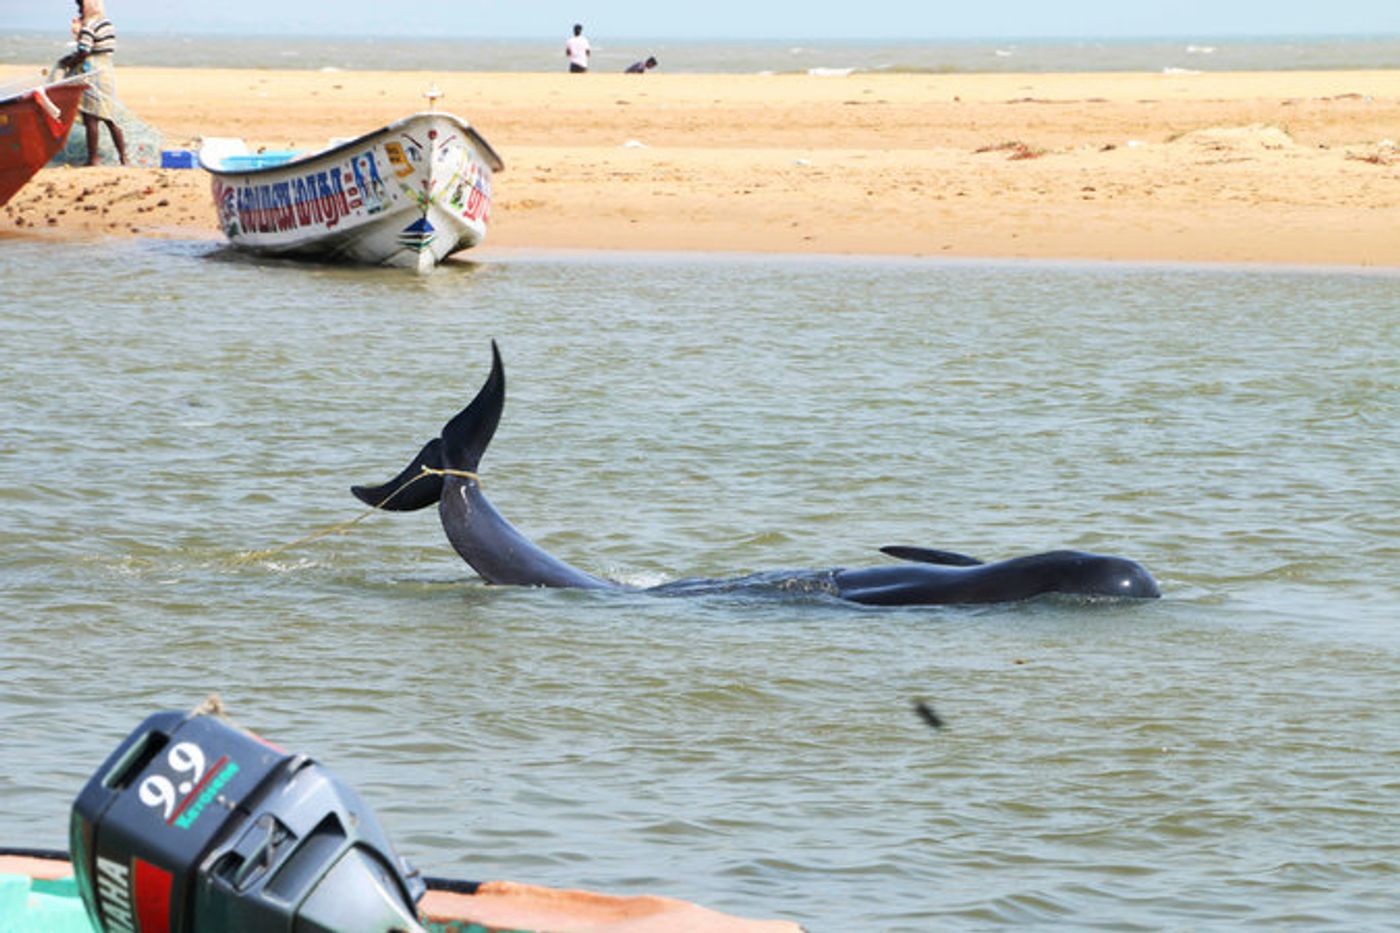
[44,60,163,168]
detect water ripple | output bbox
[0,243,1397,928]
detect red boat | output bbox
[0,73,87,206]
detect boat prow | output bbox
[0,72,88,207]
[199,110,504,273]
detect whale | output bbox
[352,343,1161,606]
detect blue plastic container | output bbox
[159,150,196,169]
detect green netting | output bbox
[50,99,164,167]
[44,62,163,168]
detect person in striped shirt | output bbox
[61,0,127,165]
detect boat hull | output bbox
[0,77,86,206]
[203,111,502,272]
[0,850,800,932]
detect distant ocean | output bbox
[2,31,1399,74]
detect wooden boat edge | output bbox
[0,849,804,932]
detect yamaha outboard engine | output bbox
[70,708,427,933]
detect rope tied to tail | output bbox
[232,466,480,564]
[417,467,482,483]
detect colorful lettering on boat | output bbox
[459,156,492,224]
[449,157,492,223]
[170,759,240,830]
[233,166,353,234]
[215,151,395,235]
[465,168,491,223]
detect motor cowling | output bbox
[70,709,426,933]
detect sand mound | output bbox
[1172,123,1297,152]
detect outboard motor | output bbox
[70,707,427,933]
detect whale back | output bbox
[836,549,1160,605]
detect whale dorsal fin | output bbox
[880,546,984,567]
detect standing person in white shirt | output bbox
[564,23,591,73]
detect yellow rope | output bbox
[419,467,482,483]
[232,466,480,564]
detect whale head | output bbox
[1050,551,1161,599]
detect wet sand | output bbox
[3,66,1399,265]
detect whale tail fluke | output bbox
[351,341,504,511]
[440,340,505,473]
[350,438,445,511]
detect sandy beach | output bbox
[3,65,1399,265]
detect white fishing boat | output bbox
[199,109,503,273]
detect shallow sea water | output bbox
[1,239,1397,929]
[6,32,1400,75]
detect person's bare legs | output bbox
[104,118,127,165]
[82,113,100,165]
[80,114,127,165]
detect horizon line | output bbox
[5,27,1400,42]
